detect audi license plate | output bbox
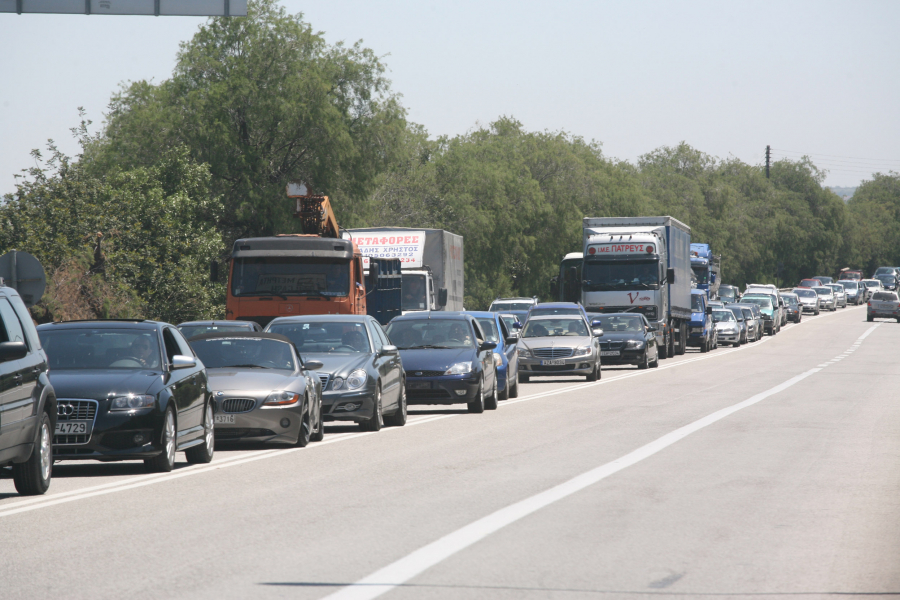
[214,414,235,424]
[408,382,432,390]
[55,421,90,435]
[540,359,565,366]
[600,350,621,357]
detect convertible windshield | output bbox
[385,319,476,349]
[38,329,162,371]
[593,315,644,332]
[712,310,735,323]
[581,259,659,290]
[521,318,589,338]
[267,321,371,353]
[231,257,350,297]
[191,338,297,370]
[741,297,774,308]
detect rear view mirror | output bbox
[0,341,27,362]
[592,328,604,337]
[438,288,448,308]
[304,360,324,371]
[666,268,676,283]
[479,341,498,352]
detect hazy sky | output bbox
[2,0,899,196]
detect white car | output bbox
[813,286,836,311]
[826,284,847,308]
[860,279,884,302]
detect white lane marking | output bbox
[0,306,869,517]
[321,367,826,600]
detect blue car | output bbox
[385,313,498,413]
[465,311,520,400]
[687,289,715,352]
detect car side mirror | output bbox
[648,323,659,331]
[505,336,518,345]
[303,359,324,371]
[592,328,604,337]
[514,321,522,329]
[381,345,399,355]
[0,341,28,362]
[479,341,497,351]
[171,355,197,370]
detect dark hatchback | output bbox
[385,313,497,413]
[37,320,214,471]
[591,313,659,369]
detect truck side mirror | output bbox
[438,288,448,308]
[210,260,219,283]
[705,306,712,315]
[666,268,676,283]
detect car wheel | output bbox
[867,315,874,322]
[498,372,509,401]
[650,351,660,368]
[145,407,176,473]
[295,396,312,447]
[509,373,519,398]
[384,383,407,427]
[310,395,325,442]
[587,360,599,381]
[185,401,215,464]
[518,372,530,384]
[361,384,384,432]
[468,378,485,413]
[485,378,499,410]
[700,338,709,353]
[638,351,649,369]
[13,410,52,495]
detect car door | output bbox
[171,326,207,424]
[161,327,203,438]
[497,317,516,379]
[365,319,394,410]
[0,297,41,446]
[470,319,494,392]
[372,321,402,407]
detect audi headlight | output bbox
[346,369,368,390]
[331,376,345,391]
[445,361,473,375]
[493,352,503,366]
[263,390,300,406]
[573,345,592,357]
[624,340,645,349]
[110,394,155,411]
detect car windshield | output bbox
[719,287,736,301]
[876,275,896,284]
[713,310,735,323]
[594,315,644,332]
[839,281,858,290]
[793,289,816,298]
[529,307,583,317]
[814,276,833,284]
[475,318,500,343]
[827,285,844,293]
[741,308,753,319]
[784,296,798,305]
[728,308,744,321]
[741,296,773,309]
[401,274,428,311]
[872,292,899,302]
[267,321,371,353]
[691,295,704,312]
[521,318,589,338]
[38,329,162,370]
[490,301,533,312]
[180,324,253,338]
[862,281,880,288]
[191,338,296,370]
[813,287,833,296]
[231,257,350,297]
[385,319,476,349]
[581,259,659,290]
[874,267,895,276]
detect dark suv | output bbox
[0,285,57,495]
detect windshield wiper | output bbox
[223,364,270,369]
[404,344,454,349]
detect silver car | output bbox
[867,291,900,322]
[188,332,325,447]
[713,308,742,346]
[826,284,847,308]
[725,305,749,344]
[731,304,761,342]
[838,280,863,305]
[860,279,884,302]
[793,287,821,314]
[813,286,836,311]
[517,315,601,382]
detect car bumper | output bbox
[598,348,646,365]
[868,309,900,319]
[519,355,595,376]
[213,400,304,444]
[322,389,375,423]
[761,320,775,333]
[53,406,166,461]
[405,374,481,404]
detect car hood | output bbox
[398,348,474,372]
[518,336,592,350]
[297,353,369,376]
[595,331,643,342]
[208,368,302,393]
[48,369,163,399]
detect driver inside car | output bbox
[341,330,368,352]
[129,335,159,369]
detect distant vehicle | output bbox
[590,313,659,369]
[712,308,741,346]
[873,267,899,278]
[725,305,749,344]
[732,304,762,341]
[839,270,863,281]
[466,311,520,399]
[798,278,823,288]
[189,332,325,445]
[707,300,725,309]
[265,315,406,431]
[792,288,821,314]
[516,314,601,382]
[813,276,834,285]
[688,290,714,353]
[0,285,57,495]
[527,302,588,320]
[690,243,720,300]
[826,284,847,308]
[498,313,523,337]
[503,310,529,330]
[718,284,739,304]
[489,297,539,313]
[860,279,884,302]
[740,295,780,335]
[875,274,898,291]
[178,320,261,338]
[837,280,863,305]
[38,320,213,472]
[385,313,498,413]
[812,286,836,311]
[867,291,900,322]
[780,293,802,323]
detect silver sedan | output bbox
[517,315,601,382]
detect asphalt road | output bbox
[2,305,899,600]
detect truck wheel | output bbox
[658,333,669,359]
[675,325,686,355]
[700,338,708,353]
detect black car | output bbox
[0,286,57,495]
[591,313,659,369]
[177,320,261,338]
[37,320,213,472]
[266,315,406,431]
[385,313,497,413]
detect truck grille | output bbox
[532,348,574,359]
[54,399,98,446]
[222,398,256,413]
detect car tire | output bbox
[310,395,325,441]
[587,360,599,381]
[468,379,485,413]
[13,411,53,496]
[700,338,708,353]
[185,401,215,464]
[361,385,384,432]
[650,352,660,368]
[145,407,176,473]
[498,373,509,401]
[485,379,499,410]
[295,396,312,447]
[384,383,407,427]
[638,351,649,369]
[509,373,519,398]
[867,315,874,322]
[518,372,530,384]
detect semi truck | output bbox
[580,216,692,358]
[690,243,720,300]
[347,227,464,314]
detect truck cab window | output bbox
[402,274,428,311]
[231,257,350,297]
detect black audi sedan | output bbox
[384,312,497,413]
[37,320,213,472]
[591,313,659,369]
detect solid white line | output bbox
[321,367,824,600]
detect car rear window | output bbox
[872,292,899,301]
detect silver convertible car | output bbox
[516,314,601,382]
[188,333,324,447]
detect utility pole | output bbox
[765,145,771,179]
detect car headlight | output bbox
[445,361,473,375]
[493,352,503,366]
[517,347,531,358]
[624,340,645,349]
[573,345,592,356]
[110,394,155,411]
[346,369,367,390]
[263,390,300,406]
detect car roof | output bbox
[531,302,581,308]
[267,314,370,324]
[187,331,295,344]
[527,314,586,321]
[465,311,500,319]
[37,320,163,331]
[491,297,536,302]
[390,311,470,321]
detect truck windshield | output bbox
[582,259,659,290]
[231,258,349,297]
[402,274,428,311]
[691,266,709,284]
[691,295,704,312]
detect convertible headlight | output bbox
[445,361,473,375]
[493,352,503,366]
[517,347,531,358]
[109,394,155,411]
[263,390,300,406]
[624,340,645,349]
[573,345,592,356]
[346,369,368,390]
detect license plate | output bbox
[408,382,432,390]
[55,421,90,435]
[540,359,566,366]
[214,414,235,424]
[600,351,620,357]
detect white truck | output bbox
[581,216,692,358]
[347,227,464,314]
